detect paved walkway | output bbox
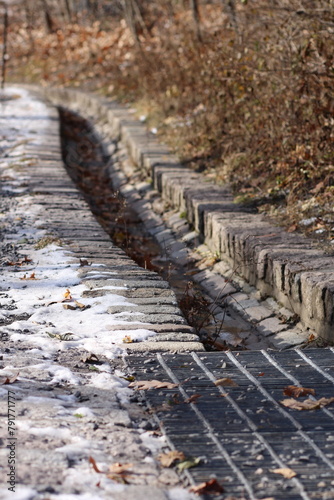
[0,88,197,500]
[1,88,334,500]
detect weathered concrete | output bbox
[30,85,334,341]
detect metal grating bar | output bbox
[157,353,257,500]
[191,352,310,500]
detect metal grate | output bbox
[128,349,334,499]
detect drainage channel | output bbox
[58,108,280,352]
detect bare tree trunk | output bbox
[1,3,8,89]
[23,0,35,53]
[122,0,148,44]
[40,0,58,33]
[223,0,238,31]
[64,0,72,21]
[190,0,202,41]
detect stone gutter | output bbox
[32,86,334,341]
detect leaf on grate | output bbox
[176,456,201,472]
[280,397,334,410]
[270,467,296,479]
[129,380,178,390]
[189,478,224,495]
[283,385,315,398]
[185,394,202,404]
[158,450,186,468]
[0,372,19,385]
[214,377,238,387]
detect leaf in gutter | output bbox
[280,397,334,410]
[189,478,224,495]
[158,450,185,468]
[270,467,297,479]
[129,379,178,390]
[214,378,238,387]
[185,394,202,404]
[176,456,201,472]
[283,385,315,398]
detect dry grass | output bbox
[5,0,334,247]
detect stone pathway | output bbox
[0,88,197,500]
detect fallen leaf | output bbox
[74,300,86,309]
[64,288,72,300]
[79,258,90,266]
[283,385,315,398]
[20,272,36,280]
[158,450,186,467]
[0,372,19,385]
[81,353,99,363]
[214,378,238,387]
[287,224,298,233]
[89,456,102,473]
[177,456,201,472]
[63,304,77,310]
[5,255,32,266]
[47,332,74,341]
[280,397,334,410]
[257,372,265,377]
[189,478,224,495]
[107,462,133,483]
[270,467,296,479]
[129,380,178,390]
[108,462,133,474]
[122,335,133,343]
[185,394,202,404]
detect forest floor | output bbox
[5,1,334,252]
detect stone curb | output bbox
[32,85,334,341]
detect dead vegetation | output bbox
[3,0,334,245]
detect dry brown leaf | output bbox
[280,397,334,411]
[214,378,238,387]
[122,335,133,343]
[89,456,102,473]
[108,462,133,474]
[20,272,36,280]
[158,450,185,468]
[185,394,202,404]
[79,258,90,266]
[189,478,224,495]
[63,304,76,310]
[270,467,297,479]
[0,373,19,385]
[283,385,315,398]
[64,288,72,300]
[129,380,178,390]
[74,300,86,309]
